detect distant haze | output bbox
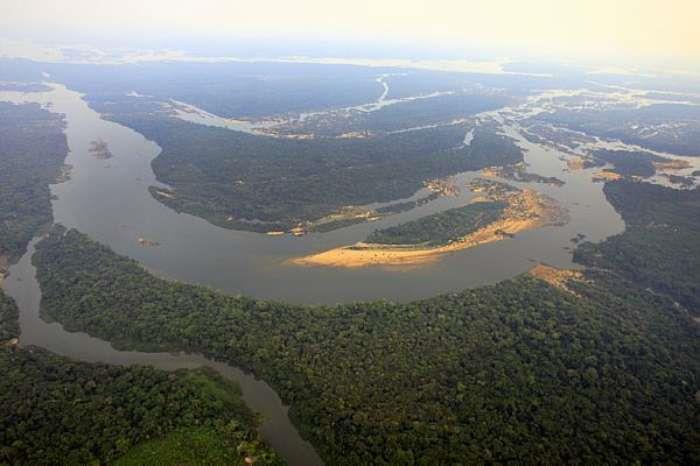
[2,0,699,67]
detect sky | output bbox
[2,0,699,67]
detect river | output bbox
[0,82,649,465]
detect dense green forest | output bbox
[589,149,667,177]
[0,292,19,342]
[366,200,506,246]
[0,102,68,262]
[575,180,700,314]
[489,163,566,185]
[115,114,522,231]
[0,101,282,466]
[34,225,700,465]
[0,290,280,466]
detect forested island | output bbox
[291,179,564,268]
[481,163,565,186]
[365,200,506,246]
[110,111,522,232]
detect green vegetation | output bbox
[590,149,667,177]
[0,346,279,465]
[366,200,506,246]
[118,115,522,231]
[5,58,700,466]
[575,180,700,314]
[34,226,700,465]
[114,425,273,466]
[0,290,279,466]
[307,217,368,233]
[0,292,19,342]
[0,102,68,262]
[490,163,565,186]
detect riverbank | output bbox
[289,188,565,269]
[528,263,586,296]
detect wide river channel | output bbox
[1,83,656,465]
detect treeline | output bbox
[366,200,506,246]
[0,290,280,466]
[0,102,69,262]
[33,225,700,465]
[0,103,282,466]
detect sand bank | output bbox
[529,263,585,296]
[289,189,563,269]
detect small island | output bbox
[366,200,507,247]
[482,163,565,186]
[137,237,160,247]
[290,179,566,268]
[88,139,114,160]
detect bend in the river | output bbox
[0,81,649,466]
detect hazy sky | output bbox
[2,0,698,64]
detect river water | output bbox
[0,84,632,304]
[0,82,664,465]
